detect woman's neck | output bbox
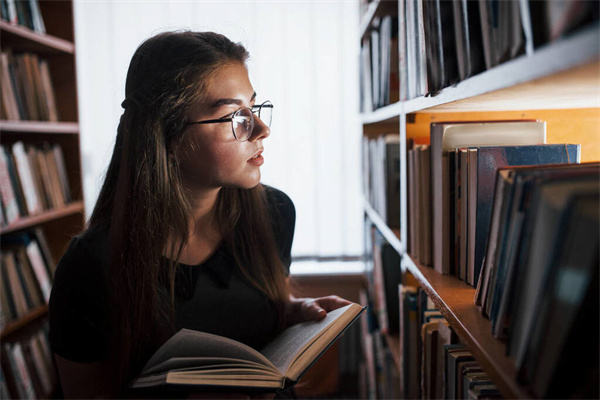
[176,187,224,266]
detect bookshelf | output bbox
[360,1,599,399]
[0,1,84,398]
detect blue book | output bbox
[472,144,580,287]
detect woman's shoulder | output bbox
[263,185,295,219]
[52,223,110,284]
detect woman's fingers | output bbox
[313,295,353,311]
[300,300,327,321]
[299,296,353,322]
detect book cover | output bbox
[489,163,600,338]
[473,143,580,287]
[508,177,598,374]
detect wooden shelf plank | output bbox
[403,24,599,114]
[0,21,75,54]
[404,255,532,400]
[0,201,84,234]
[0,120,79,134]
[363,198,403,254]
[1,305,48,340]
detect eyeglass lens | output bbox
[232,101,273,142]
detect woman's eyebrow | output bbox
[211,92,257,108]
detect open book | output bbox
[131,303,365,391]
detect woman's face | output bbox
[177,62,270,192]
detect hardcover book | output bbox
[472,143,580,286]
[131,303,365,391]
[429,120,545,275]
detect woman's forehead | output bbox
[204,63,255,105]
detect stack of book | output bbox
[360,14,400,112]
[362,133,401,228]
[399,284,503,399]
[475,162,599,399]
[1,50,59,121]
[1,325,57,399]
[408,120,581,287]
[0,0,46,33]
[0,142,72,227]
[0,229,55,330]
[397,0,598,100]
[358,289,401,400]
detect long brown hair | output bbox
[88,31,289,389]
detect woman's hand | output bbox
[283,295,353,327]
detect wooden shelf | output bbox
[0,20,75,54]
[403,24,599,114]
[360,102,401,125]
[0,120,79,134]
[1,305,48,340]
[363,197,403,254]
[0,201,85,234]
[404,255,531,400]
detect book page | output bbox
[260,304,353,374]
[142,330,277,374]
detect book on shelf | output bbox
[518,182,599,399]
[507,176,598,373]
[0,142,72,225]
[429,120,546,276]
[1,342,36,399]
[468,143,581,286]
[398,284,418,399]
[0,230,54,326]
[360,14,399,112]
[529,0,600,46]
[1,326,56,399]
[0,0,45,33]
[131,303,365,391]
[482,163,599,339]
[363,133,400,227]
[0,50,59,122]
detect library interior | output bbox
[0,1,598,399]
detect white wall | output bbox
[74,0,363,258]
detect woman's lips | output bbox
[248,150,264,166]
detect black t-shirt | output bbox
[49,186,295,364]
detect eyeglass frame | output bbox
[186,100,273,142]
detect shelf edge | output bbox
[363,197,403,254]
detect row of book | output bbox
[359,289,401,400]
[365,225,401,336]
[0,0,45,33]
[360,14,400,112]
[0,229,55,330]
[399,284,502,399]
[474,161,599,399]
[362,134,400,228]
[360,0,599,105]
[407,120,582,285]
[1,50,59,121]
[1,324,57,399]
[0,142,72,227]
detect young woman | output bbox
[48,31,350,398]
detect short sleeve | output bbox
[265,186,296,273]
[49,230,109,363]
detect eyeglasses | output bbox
[187,100,273,142]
